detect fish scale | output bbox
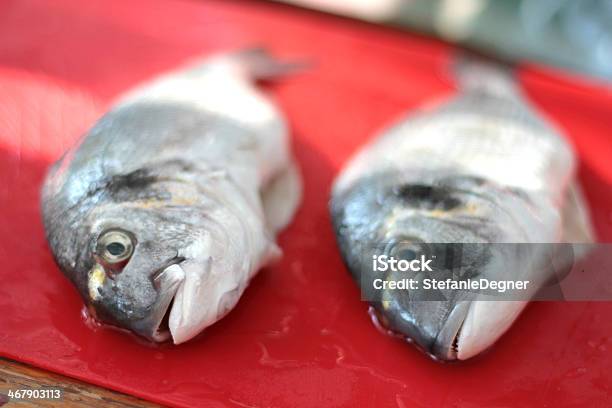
[340,89,574,199]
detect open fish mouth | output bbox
[432,302,470,361]
[371,300,471,361]
[139,263,185,342]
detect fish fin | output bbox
[452,53,520,99]
[261,160,302,234]
[139,48,307,89]
[531,183,594,300]
[561,181,595,245]
[227,47,310,81]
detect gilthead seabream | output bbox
[330,56,593,361]
[41,49,302,344]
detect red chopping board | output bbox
[1,0,612,406]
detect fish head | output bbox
[43,195,198,342]
[331,169,538,360]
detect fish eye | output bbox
[384,238,425,260]
[97,229,134,264]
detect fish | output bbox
[330,56,593,361]
[41,48,302,344]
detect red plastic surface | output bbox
[1,1,612,406]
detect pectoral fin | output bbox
[561,181,595,244]
[261,161,302,234]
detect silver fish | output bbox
[330,56,593,361]
[42,49,302,344]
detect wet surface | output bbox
[1,0,612,407]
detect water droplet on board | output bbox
[565,367,587,378]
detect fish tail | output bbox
[452,52,521,99]
[175,48,308,84]
[227,47,310,81]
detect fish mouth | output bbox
[136,263,185,342]
[432,301,470,361]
